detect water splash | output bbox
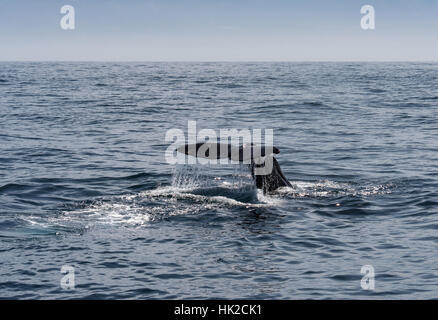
[49,165,267,228]
[22,167,394,231]
[276,180,394,198]
[171,163,254,190]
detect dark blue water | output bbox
[1,62,437,299]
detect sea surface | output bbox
[0,62,437,299]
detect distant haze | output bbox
[0,0,437,61]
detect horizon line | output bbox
[1,60,437,63]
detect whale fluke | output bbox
[176,143,290,193]
[251,156,292,193]
[177,143,280,162]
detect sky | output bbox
[0,0,437,61]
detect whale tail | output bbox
[176,143,291,193]
[251,156,292,193]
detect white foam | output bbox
[54,183,274,228]
[275,180,393,198]
[31,173,393,230]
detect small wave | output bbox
[420,96,438,101]
[275,180,394,198]
[365,87,386,93]
[0,183,33,193]
[215,83,245,89]
[305,101,326,107]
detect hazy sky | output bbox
[0,0,437,61]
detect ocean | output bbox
[0,62,437,299]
